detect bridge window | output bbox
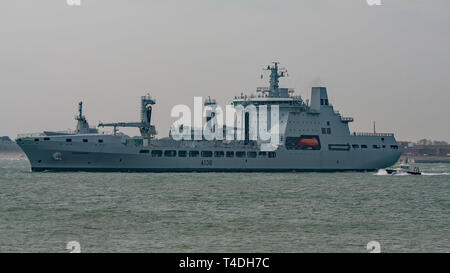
[164,150,176,157]
[352,144,360,149]
[214,151,224,157]
[83,139,88,143]
[326,128,331,134]
[226,151,234,158]
[373,145,380,149]
[34,138,39,142]
[44,137,50,141]
[361,145,368,149]
[247,151,257,158]
[268,152,277,158]
[321,128,327,134]
[236,151,246,158]
[391,145,399,149]
[151,150,162,157]
[98,139,103,143]
[66,139,72,142]
[201,151,212,157]
[178,151,187,157]
[139,149,149,154]
[258,151,267,157]
[189,151,199,157]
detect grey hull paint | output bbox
[31,167,378,173]
[18,138,401,173]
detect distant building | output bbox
[397,141,411,154]
[406,145,450,157]
[398,140,450,157]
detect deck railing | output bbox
[17,133,45,138]
[355,132,394,137]
[17,130,76,139]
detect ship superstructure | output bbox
[16,63,401,172]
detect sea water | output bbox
[0,156,448,253]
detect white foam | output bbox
[374,169,389,176]
[393,172,410,176]
[374,169,412,176]
[421,172,450,176]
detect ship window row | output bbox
[138,150,276,158]
[350,144,399,149]
[289,121,321,125]
[32,138,51,142]
[29,137,104,143]
[64,138,103,143]
[372,145,388,149]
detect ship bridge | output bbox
[229,62,360,143]
[232,62,305,108]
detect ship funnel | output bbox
[310,87,328,113]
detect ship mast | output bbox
[76,102,85,122]
[75,101,90,134]
[259,62,288,98]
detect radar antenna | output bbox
[257,62,288,98]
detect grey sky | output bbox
[1,0,449,142]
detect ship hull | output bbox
[30,166,382,172]
[17,136,401,173]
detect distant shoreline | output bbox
[400,155,450,164]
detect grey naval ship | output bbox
[16,63,401,172]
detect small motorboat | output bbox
[386,164,421,175]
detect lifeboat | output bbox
[297,137,319,148]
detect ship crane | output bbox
[98,94,157,138]
[98,121,144,135]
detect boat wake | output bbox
[421,172,450,176]
[374,169,390,176]
[375,169,409,176]
[375,169,450,176]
